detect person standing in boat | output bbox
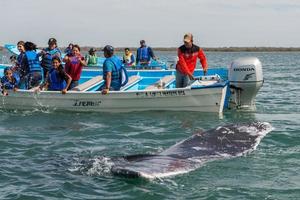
[85,48,98,66]
[21,42,43,89]
[123,48,135,68]
[15,41,26,87]
[100,45,124,94]
[176,33,208,88]
[63,44,87,89]
[39,38,62,79]
[136,40,156,69]
[64,43,73,56]
[39,57,72,94]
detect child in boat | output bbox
[39,57,72,94]
[85,48,98,66]
[123,48,135,67]
[39,38,62,79]
[22,41,43,89]
[1,67,18,95]
[63,44,86,89]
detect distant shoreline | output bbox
[1,46,300,52]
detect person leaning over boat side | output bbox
[39,57,72,94]
[1,67,18,96]
[100,45,124,94]
[123,48,135,68]
[63,44,87,89]
[39,38,62,79]
[85,48,98,66]
[21,42,43,89]
[136,40,156,69]
[176,33,208,88]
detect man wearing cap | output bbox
[40,38,62,79]
[100,45,124,94]
[136,40,156,69]
[176,33,208,88]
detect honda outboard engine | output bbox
[228,57,263,109]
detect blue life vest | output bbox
[138,47,150,62]
[103,55,128,89]
[1,76,17,90]
[103,55,122,81]
[25,51,42,73]
[42,48,61,70]
[48,69,66,91]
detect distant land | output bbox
[1,46,300,52]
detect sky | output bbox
[0,0,300,47]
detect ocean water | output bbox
[0,51,299,199]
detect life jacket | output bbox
[103,55,128,87]
[48,68,66,91]
[1,76,17,90]
[42,48,61,70]
[123,53,135,66]
[86,55,98,66]
[138,47,150,62]
[25,51,42,73]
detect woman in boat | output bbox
[85,48,98,66]
[63,44,86,89]
[22,42,43,89]
[122,48,135,68]
[39,38,62,79]
[1,67,18,95]
[39,57,71,94]
[15,41,26,87]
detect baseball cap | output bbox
[183,33,193,42]
[102,45,114,53]
[48,38,57,45]
[89,48,96,53]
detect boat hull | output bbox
[0,85,227,113]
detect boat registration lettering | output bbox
[73,100,102,107]
[136,90,186,97]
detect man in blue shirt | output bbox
[136,40,156,69]
[100,45,123,94]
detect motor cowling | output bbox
[228,57,263,109]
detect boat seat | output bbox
[145,75,175,90]
[72,75,103,91]
[121,75,141,91]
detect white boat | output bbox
[0,57,264,113]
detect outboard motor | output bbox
[228,57,263,109]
